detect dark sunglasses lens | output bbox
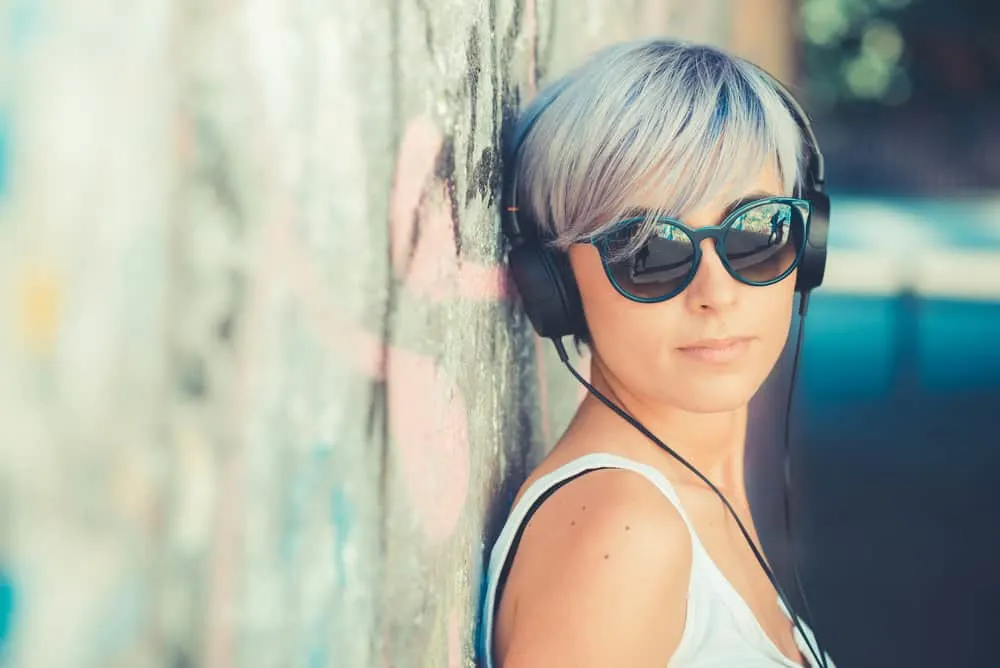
[603,221,695,300]
[723,201,807,283]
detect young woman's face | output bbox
[568,164,796,414]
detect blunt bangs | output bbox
[516,39,805,259]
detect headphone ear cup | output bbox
[507,243,585,339]
[795,191,830,292]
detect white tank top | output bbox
[480,453,836,668]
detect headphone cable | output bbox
[552,336,827,668]
[783,294,830,667]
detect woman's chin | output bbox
[661,375,761,414]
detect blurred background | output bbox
[0,0,997,666]
[758,0,1000,666]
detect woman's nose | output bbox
[683,239,738,311]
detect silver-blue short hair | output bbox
[515,39,805,257]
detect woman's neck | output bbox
[563,356,749,494]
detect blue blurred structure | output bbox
[795,195,1000,667]
[0,569,14,659]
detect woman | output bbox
[481,40,836,667]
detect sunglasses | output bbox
[583,196,811,303]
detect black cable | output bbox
[783,293,829,667]
[552,336,827,668]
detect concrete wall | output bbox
[0,1,790,666]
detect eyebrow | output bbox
[621,190,780,224]
[720,190,780,219]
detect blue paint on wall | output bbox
[1,0,47,200]
[280,444,337,564]
[0,568,16,658]
[330,486,353,591]
[307,643,327,668]
[7,0,43,51]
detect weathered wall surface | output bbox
[0,1,786,666]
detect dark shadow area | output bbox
[754,293,1000,667]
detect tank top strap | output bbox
[564,452,699,528]
[480,452,700,668]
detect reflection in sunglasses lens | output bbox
[724,202,805,283]
[600,201,807,301]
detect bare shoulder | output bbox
[495,467,693,668]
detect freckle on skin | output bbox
[625,525,631,531]
[604,554,609,559]
[582,505,587,511]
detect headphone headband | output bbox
[749,65,826,190]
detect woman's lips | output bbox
[676,336,755,363]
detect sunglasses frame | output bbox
[583,196,812,304]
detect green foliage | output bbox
[800,0,916,108]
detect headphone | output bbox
[501,66,831,338]
[498,60,834,667]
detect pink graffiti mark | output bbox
[264,215,469,544]
[251,117,492,545]
[386,345,471,544]
[390,116,508,302]
[270,214,384,379]
[383,118,480,542]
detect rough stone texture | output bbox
[0,1,782,666]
